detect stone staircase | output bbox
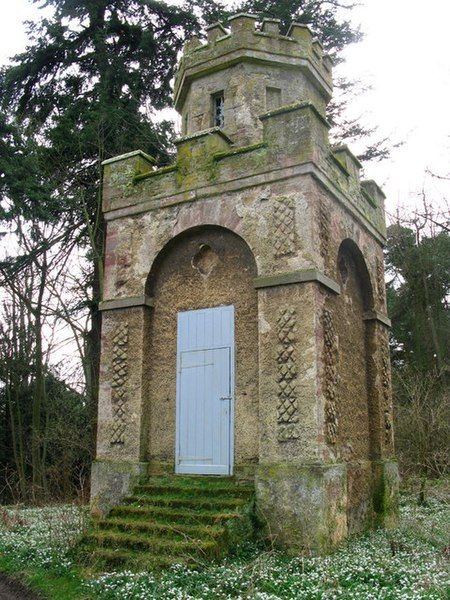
[82,476,255,571]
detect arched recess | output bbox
[143,225,259,471]
[333,238,376,534]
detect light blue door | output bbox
[176,306,234,475]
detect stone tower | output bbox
[91,13,398,552]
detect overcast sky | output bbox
[0,0,449,219]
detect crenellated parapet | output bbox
[101,13,387,243]
[102,108,386,242]
[175,15,332,105]
[174,14,333,145]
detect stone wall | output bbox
[181,62,326,144]
[333,245,372,533]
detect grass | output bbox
[0,559,86,600]
[0,480,449,599]
[0,505,88,599]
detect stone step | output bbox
[134,482,254,499]
[95,516,225,540]
[110,503,241,525]
[146,475,244,485]
[82,475,255,571]
[86,530,217,556]
[91,547,196,570]
[123,493,248,511]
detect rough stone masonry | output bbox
[91,13,399,552]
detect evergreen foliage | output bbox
[0,0,203,224]
[386,224,450,373]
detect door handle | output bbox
[220,396,232,401]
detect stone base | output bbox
[90,459,149,517]
[255,461,400,553]
[372,459,399,529]
[147,460,257,481]
[255,463,347,553]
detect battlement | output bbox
[174,13,333,115]
[100,12,386,244]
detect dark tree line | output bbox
[0,219,92,501]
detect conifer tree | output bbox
[1,0,204,415]
[386,224,450,374]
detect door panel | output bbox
[176,306,234,475]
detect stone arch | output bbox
[336,238,374,311]
[333,238,376,533]
[143,225,259,470]
[145,224,257,294]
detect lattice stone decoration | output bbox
[376,257,385,305]
[322,308,339,445]
[110,322,129,444]
[276,307,300,441]
[318,201,331,263]
[273,198,296,257]
[381,342,394,448]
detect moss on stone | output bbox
[175,141,218,188]
[330,152,350,177]
[133,164,177,184]
[255,463,347,554]
[259,100,331,128]
[213,142,267,161]
[362,188,378,209]
[372,461,399,528]
[373,478,386,516]
[83,475,255,571]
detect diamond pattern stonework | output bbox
[110,322,129,444]
[322,308,339,444]
[276,308,300,441]
[376,257,386,306]
[273,198,296,257]
[319,201,331,263]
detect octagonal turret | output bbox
[174,14,333,145]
